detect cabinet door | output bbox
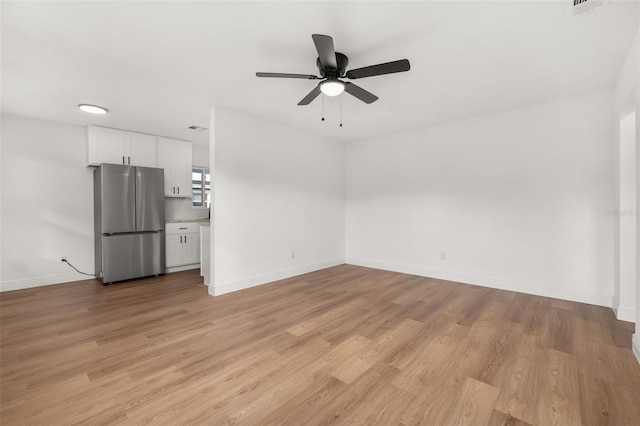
[172,140,193,197]
[88,126,127,166]
[182,232,200,265]
[158,137,192,197]
[157,137,175,196]
[127,132,157,167]
[165,234,183,267]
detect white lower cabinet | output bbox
[166,222,200,268]
[182,233,200,265]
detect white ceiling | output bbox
[2,1,638,146]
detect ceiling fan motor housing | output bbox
[317,52,349,78]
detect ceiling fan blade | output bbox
[344,82,378,104]
[312,34,337,70]
[256,72,319,79]
[346,59,410,79]
[297,85,322,106]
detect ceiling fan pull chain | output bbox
[340,102,343,127]
[321,94,325,121]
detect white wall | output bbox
[210,108,345,295]
[637,82,640,363]
[636,36,640,366]
[192,143,209,167]
[346,91,615,307]
[614,29,639,325]
[1,114,95,290]
[613,27,640,361]
[616,111,637,322]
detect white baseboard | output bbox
[345,258,614,308]
[614,305,637,323]
[0,265,201,292]
[633,334,640,364]
[209,258,345,296]
[166,264,200,273]
[0,272,94,292]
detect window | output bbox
[192,167,211,208]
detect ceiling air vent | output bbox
[569,0,609,16]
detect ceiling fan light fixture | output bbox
[78,104,108,114]
[320,80,345,97]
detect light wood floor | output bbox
[1,265,639,425]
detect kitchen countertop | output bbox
[166,219,210,224]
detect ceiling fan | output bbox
[256,34,410,106]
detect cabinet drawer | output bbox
[166,222,200,234]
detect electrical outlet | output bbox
[291,249,296,259]
[440,253,446,261]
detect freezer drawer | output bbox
[100,232,165,283]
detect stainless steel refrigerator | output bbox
[94,164,166,284]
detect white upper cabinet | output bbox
[157,137,192,197]
[126,132,158,168]
[87,126,157,167]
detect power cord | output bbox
[61,259,94,276]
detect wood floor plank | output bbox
[442,377,500,426]
[487,409,534,426]
[493,335,548,425]
[294,361,401,425]
[250,374,347,426]
[537,348,581,426]
[2,265,639,425]
[329,318,422,384]
[335,383,414,425]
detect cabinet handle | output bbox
[180,235,183,243]
[177,187,180,194]
[128,156,131,165]
[179,227,187,230]
[185,235,187,243]
[172,186,175,194]
[122,155,125,164]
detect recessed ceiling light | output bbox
[320,80,345,97]
[78,104,108,114]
